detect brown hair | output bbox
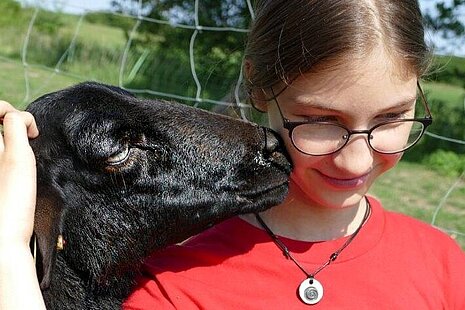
[243,0,431,96]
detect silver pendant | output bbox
[298,277,324,305]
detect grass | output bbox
[423,81,465,107]
[0,8,128,97]
[73,19,128,49]
[370,160,465,249]
[0,12,129,107]
[429,55,465,88]
[0,58,83,109]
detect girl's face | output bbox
[264,49,418,209]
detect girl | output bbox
[1,0,465,309]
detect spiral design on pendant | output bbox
[298,278,324,305]
[305,287,319,300]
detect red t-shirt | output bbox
[124,197,465,309]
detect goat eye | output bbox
[106,144,130,165]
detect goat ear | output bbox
[33,186,64,290]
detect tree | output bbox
[423,0,465,53]
[109,0,465,105]
[110,0,252,105]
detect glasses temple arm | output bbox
[268,87,289,123]
[417,81,432,118]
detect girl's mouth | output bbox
[318,171,370,189]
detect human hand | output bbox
[0,102,46,309]
[0,100,39,251]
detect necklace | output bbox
[254,198,371,305]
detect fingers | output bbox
[0,109,37,251]
[2,112,32,153]
[0,100,16,126]
[0,126,3,153]
[0,100,39,139]
[21,111,39,138]
[0,100,15,116]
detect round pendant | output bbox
[298,277,324,305]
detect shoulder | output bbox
[385,209,443,235]
[369,196,450,238]
[385,208,455,243]
[124,216,266,309]
[141,216,261,272]
[368,196,463,255]
[371,198,465,262]
[371,197,465,305]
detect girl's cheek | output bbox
[287,147,323,171]
[381,153,403,172]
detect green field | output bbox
[0,58,83,108]
[423,82,465,107]
[370,161,465,248]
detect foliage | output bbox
[107,0,252,104]
[112,0,251,28]
[424,0,465,38]
[428,55,465,88]
[405,55,465,163]
[423,0,465,52]
[34,11,65,35]
[423,149,465,177]
[84,12,135,38]
[404,85,465,163]
[0,0,64,35]
[0,0,24,27]
[425,95,465,153]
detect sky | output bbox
[16,0,465,56]
[18,0,113,13]
[19,0,455,16]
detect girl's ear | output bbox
[250,89,269,113]
[244,59,269,113]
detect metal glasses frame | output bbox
[271,82,433,156]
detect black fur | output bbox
[27,82,291,309]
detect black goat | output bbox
[27,82,291,309]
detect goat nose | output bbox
[262,127,292,173]
[264,128,280,153]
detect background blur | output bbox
[1,0,464,249]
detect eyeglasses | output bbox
[271,82,433,156]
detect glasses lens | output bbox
[291,123,348,155]
[370,120,425,153]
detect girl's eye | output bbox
[377,110,410,120]
[298,115,338,122]
[382,113,402,119]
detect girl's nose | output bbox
[331,135,374,176]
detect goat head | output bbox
[27,82,291,307]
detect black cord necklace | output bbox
[254,198,371,305]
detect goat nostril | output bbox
[264,128,280,153]
[261,127,292,174]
